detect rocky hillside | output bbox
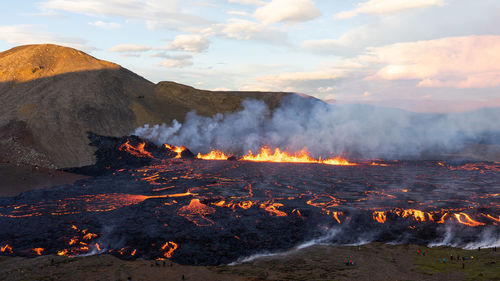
[0,44,294,168]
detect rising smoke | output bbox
[133,95,500,159]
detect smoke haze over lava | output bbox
[134,96,500,159]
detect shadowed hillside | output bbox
[0,44,297,168]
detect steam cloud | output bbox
[134,95,500,159]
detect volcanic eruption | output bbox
[1,44,499,268]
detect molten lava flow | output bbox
[196,150,231,160]
[119,140,153,158]
[213,200,254,210]
[373,211,386,223]
[164,144,187,158]
[33,248,44,255]
[259,201,287,217]
[436,213,449,224]
[242,147,355,165]
[399,209,433,222]
[83,233,98,240]
[160,242,178,258]
[482,214,500,223]
[453,213,485,227]
[178,199,216,226]
[1,244,13,254]
[57,249,68,256]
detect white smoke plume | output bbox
[133,95,500,159]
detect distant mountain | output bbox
[0,44,296,168]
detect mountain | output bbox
[0,44,294,168]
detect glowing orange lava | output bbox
[1,244,13,254]
[160,241,178,258]
[164,144,187,158]
[178,199,216,226]
[259,201,287,217]
[241,147,355,165]
[33,248,44,255]
[196,150,231,160]
[399,209,433,222]
[453,213,485,227]
[373,211,386,223]
[119,140,153,158]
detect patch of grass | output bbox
[414,246,500,281]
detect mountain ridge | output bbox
[0,44,299,168]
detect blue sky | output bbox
[1,0,499,112]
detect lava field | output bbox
[0,135,499,265]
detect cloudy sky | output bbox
[1,0,499,112]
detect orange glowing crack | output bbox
[241,147,355,165]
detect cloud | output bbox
[242,67,345,94]
[334,0,446,19]
[215,18,288,44]
[89,20,121,29]
[109,44,151,52]
[150,52,192,60]
[363,35,500,88]
[253,0,320,24]
[162,34,210,53]
[0,24,95,51]
[227,10,251,17]
[228,0,266,5]
[41,0,211,31]
[303,0,500,57]
[157,58,193,68]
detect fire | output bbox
[453,213,485,227]
[373,211,386,223]
[196,150,231,160]
[33,248,44,255]
[119,140,153,158]
[164,144,187,158]
[131,249,137,256]
[160,241,178,258]
[241,147,355,165]
[1,244,13,254]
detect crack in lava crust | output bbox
[0,154,499,265]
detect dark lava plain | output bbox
[0,136,499,266]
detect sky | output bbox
[1,0,499,113]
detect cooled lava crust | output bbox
[0,134,499,265]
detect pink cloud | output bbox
[365,35,500,88]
